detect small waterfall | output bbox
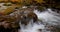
[0,4,59,32]
[19,8,60,32]
[20,21,51,32]
[0,3,60,32]
[34,8,60,26]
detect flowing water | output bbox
[34,9,60,26]
[19,8,60,32]
[0,3,60,32]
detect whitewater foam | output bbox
[19,8,60,32]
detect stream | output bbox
[19,7,60,32]
[0,3,60,32]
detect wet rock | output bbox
[19,8,38,25]
[0,7,38,32]
[27,12,38,22]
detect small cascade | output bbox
[19,8,60,32]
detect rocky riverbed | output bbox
[0,3,60,32]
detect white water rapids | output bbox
[19,8,60,32]
[0,3,60,32]
[34,9,60,26]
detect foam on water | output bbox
[20,21,51,32]
[34,9,60,26]
[0,3,60,32]
[19,8,60,32]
